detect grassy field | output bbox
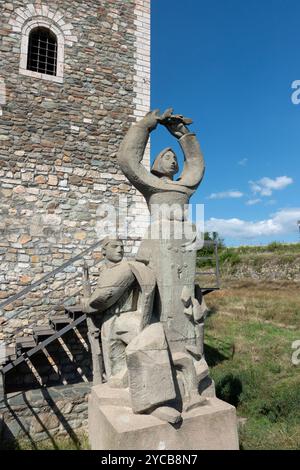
[204,279,300,450]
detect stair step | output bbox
[16,335,36,352]
[49,316,72,330]
[33,325,55,341]
[0,345,17,365]
[65,304,84,319]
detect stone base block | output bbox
[88,384,239,450]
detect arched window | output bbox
[14,8,77,84]
[27,27,57,76]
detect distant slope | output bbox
[197,242,300,281]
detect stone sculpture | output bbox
[87,110,239,450]
[118,109,211,410]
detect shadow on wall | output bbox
[0,383,90,449]
[0,420,20,450]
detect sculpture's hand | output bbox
[137,108,173,131]
[81,297,92,313]
[161,113,193,139]
[164,121,190,139]
[81,297,98,314]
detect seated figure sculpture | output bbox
[84,236,183,423]
[88,237,137,385]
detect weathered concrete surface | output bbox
[126,323,176,413]
[89,386,239,450]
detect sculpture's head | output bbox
[151,148,179,179]
[102,237,124,263]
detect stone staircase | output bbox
[0,304,87,388]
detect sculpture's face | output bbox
[159,150,179,177]
[104,240,124,263]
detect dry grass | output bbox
[206,279,300,329]
[204,278,300,450]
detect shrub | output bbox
[219,250,241,266]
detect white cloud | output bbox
[265,199,277,206]
[207,190,244,200]
[238,158,248,166]
[205,208,300,240]
[250,176,293,197]
[246,198,261,206]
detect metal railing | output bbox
[196,240,221,293]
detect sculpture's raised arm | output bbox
[117,110,167,195]
[162,115,205,190]
[117,109,205,197]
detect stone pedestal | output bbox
[88,384,239,450]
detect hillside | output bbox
[197,242,300,282]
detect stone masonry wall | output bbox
[0,383,90,446]
[0,1,151,344]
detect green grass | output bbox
[0,433,90,450]
[205,280,300,449]
[229,241,300,255]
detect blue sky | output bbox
[151,0,300,246]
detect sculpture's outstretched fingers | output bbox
[150,108,160,116]
[167,114,193,125]
[179,115,193,125]
[138,109,161,131]
[157,107,173,122]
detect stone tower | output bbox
[0,1,150,341]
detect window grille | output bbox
[27,27,57,76]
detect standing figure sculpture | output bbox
[118,109,211,410]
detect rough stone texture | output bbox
[89,387,239,450]
[118,110,205,211]
[85,238,157,386]
[0,373,4,401]
[0,0,150,343]
[0,383,90,444]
